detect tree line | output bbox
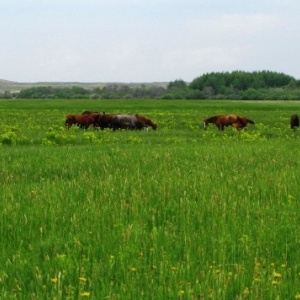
[2,70,300,100]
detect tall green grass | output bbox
[0,99,300,299]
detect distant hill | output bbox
[0,79,168,93]
[0,79,15,83]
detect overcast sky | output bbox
[1,0,299,83]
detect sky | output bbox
[1,0,300,83]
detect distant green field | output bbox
[1,99,300,299]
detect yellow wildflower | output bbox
[81,291,90,297]
[273,272,282,280]
[51,277,58,283]
[79,277,87,282]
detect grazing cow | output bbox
[87,113,104,129]
[110,114,146,131]
[291,114,299,129]
[65,113,101,130]
[95,113,116,130]
[135,114,157,130]
[203,114,254,130]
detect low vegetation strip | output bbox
[0,99,300,299]
[2,70,300,100]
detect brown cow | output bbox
[65,113,101,130]
[203,114,254,131]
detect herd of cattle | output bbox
[65,111,300,131]
[203,114,300,130]
[65,111,157,131]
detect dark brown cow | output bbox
[95,113,116,130]
[290,114,299,129]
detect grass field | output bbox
[1,99,300,299]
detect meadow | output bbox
[0,99,300,299]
